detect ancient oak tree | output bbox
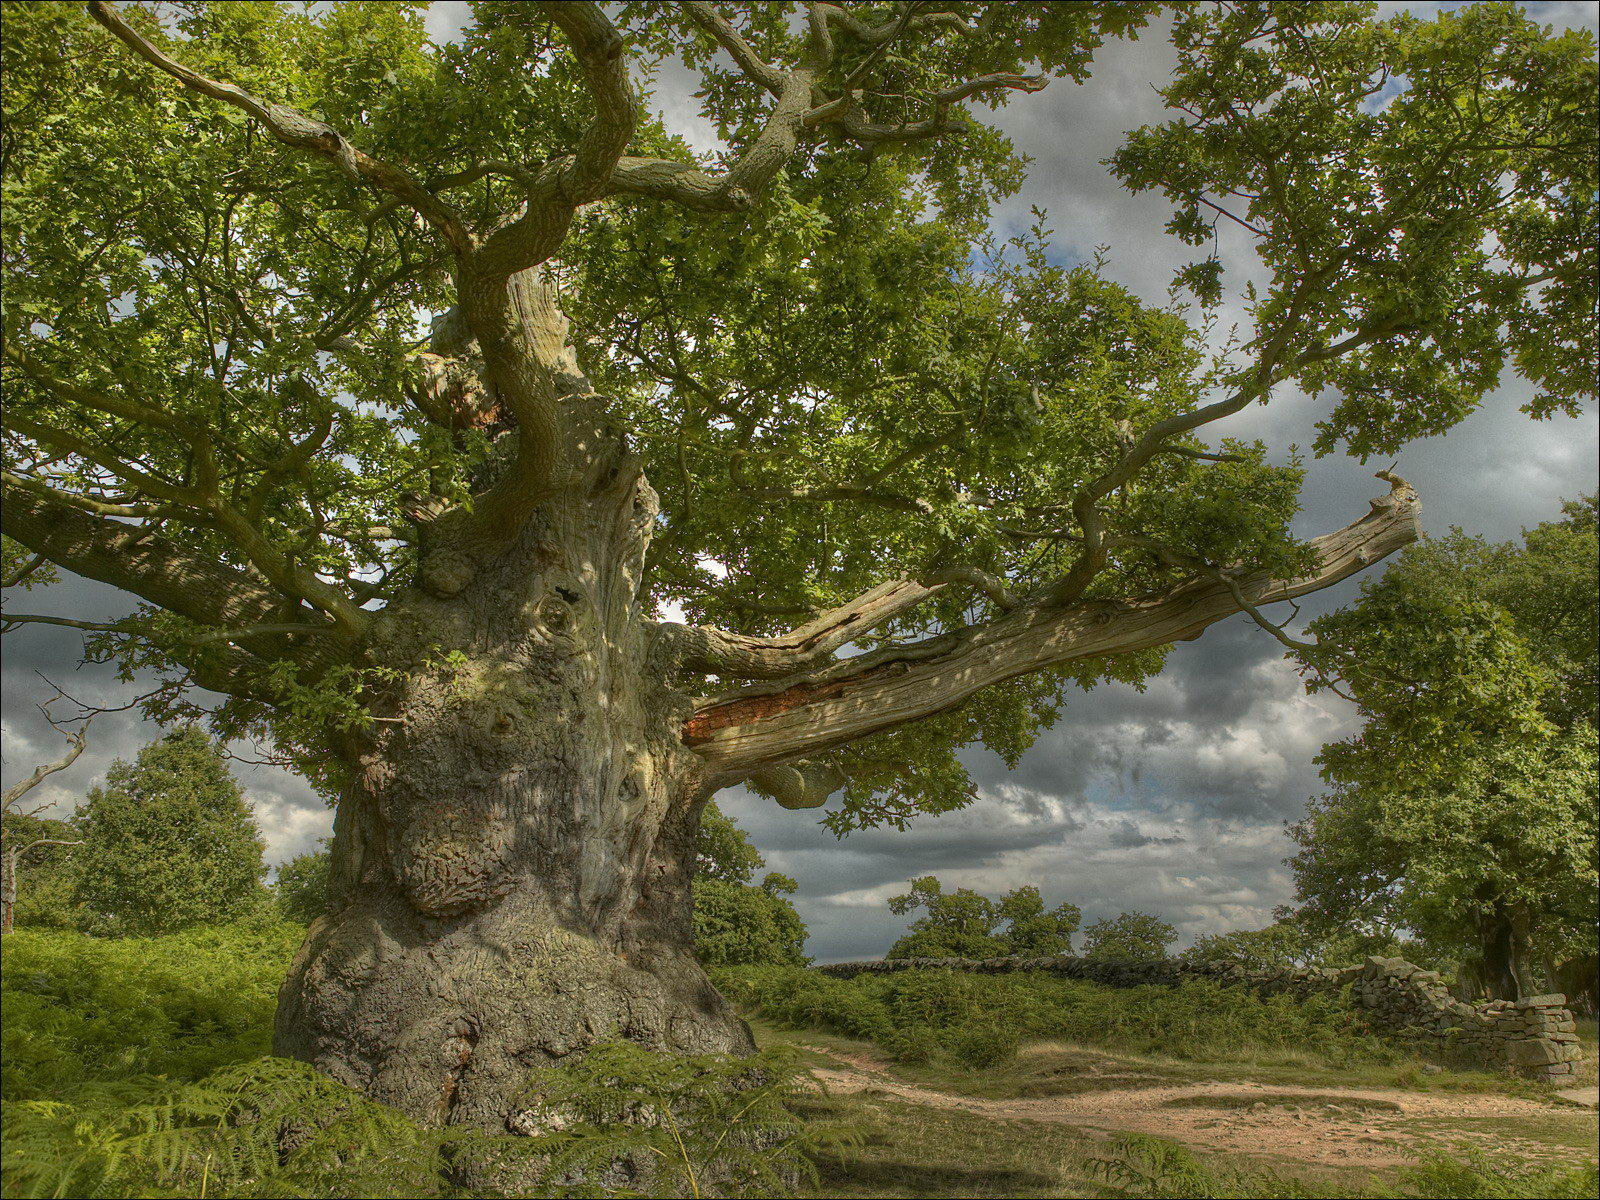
[2,2,1593,1129]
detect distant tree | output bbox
[1082,911,1178,960]
[1181,922,1305,971]
[693,872,808,968]
[694,804,767,885]
[887,877,1081,959]
[275,841,332,925]
[999,885,1084,956]
[71,728,267,935]
[1289,501,1599,999]
[1,809,82,933]
[691,804,807,967]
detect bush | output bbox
[947,1020,1022,1069]
[715,965,1403,1071]
[2,921,302,1103]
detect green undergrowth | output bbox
[2,926,824,1198]
[2,921,302,1101]
[714,964,1405,1074]
[3,928,1592,1199]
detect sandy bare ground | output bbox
[805,1044,1590,1170]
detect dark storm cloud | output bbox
[3,2,1594,953]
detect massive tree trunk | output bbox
[273,382,751,1131]
[273,464,748,1132]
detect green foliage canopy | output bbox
[692,803,808,967]
[1081,910,1179,960]
[0,809,80,931]
[886,876,1081,959]
[274,839,332,925]
[1180,915,1446,974]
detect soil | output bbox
[804,1044,1591,1171]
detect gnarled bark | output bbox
[273,436,752,1129]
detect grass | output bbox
[1570,1018,1598,1089]
[799,1094,1109,1199]
[754,1017,1573,1107]
[794,1089,1600,1199]
[747,1016,1598,1199]
[1403,1112,1600,1155]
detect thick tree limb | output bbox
[681,2,785,95]
[0,483,343,652]
[667,565,1020,681]
[540,2,636,203]
[685,475,1420,781]
[6,364,369,632]
[87,1,469,252]
[1038,302,1413,606]
[667,578,941,679]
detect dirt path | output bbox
[805,1045,1584,1170]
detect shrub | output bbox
[715,965,1402,1071]
[2,921,302,1103]
[947,1020,1022,1069]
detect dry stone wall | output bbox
[817,953,1583,1081]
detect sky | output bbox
[3,1,1596,962]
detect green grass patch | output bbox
[797,1095,1599,1200]
[3,930,1593,1198]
